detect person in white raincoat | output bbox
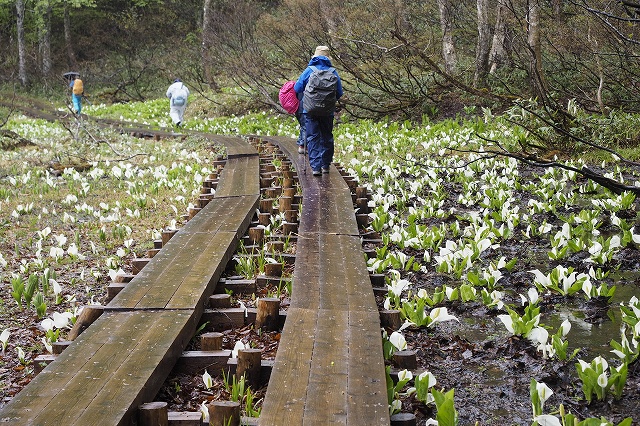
[166,78,190,127]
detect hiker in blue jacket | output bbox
[294,46,343,176]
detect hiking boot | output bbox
[322,167,330,174]
[312,169,322,176]
[298,146,306,154]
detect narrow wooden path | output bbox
[259,137,389,425]
[0,129,389,425]
[0,135,260,426]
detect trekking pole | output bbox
[303,135,307,176]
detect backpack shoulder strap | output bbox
[309,65,318,72]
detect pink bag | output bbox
[279,81,299,114]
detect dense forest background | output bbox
[2,0,640,122]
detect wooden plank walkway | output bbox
[259,137,389,425]
[0,135,259,426]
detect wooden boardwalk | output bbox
[259,137,389,425]
[0,135,260,426]
[0,132,389,425]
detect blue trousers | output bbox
[305,114,334,171]
[72,94,82,114]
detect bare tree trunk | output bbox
[437,0,457,74]
[474,0,491,87]
[16,0,27,86]
[588,22,605,112]
[64,3,77,69]
[489,0,508,73]
[39,0,52,77]
[527,0,547,100]
[201,0,213,88]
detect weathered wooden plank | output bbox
[214,156,260,197]
[0,335,106,424]
[209,195,260,235]
[207,135,257,158]
[259,308,317,424]
[288,234,321,310]
[108,196,258,310]
[303,309,349,425]
[0,311,196,426]
[71,311,195,426]
[139,231,237,310]
[346,310,389,424]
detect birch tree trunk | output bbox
[438,0,457,74]
[39,0,52,77]
[527,0,547,100]
[474,0,491,87]
[16,0,27,86]
[489,0,508,73]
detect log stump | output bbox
[380,309,402,331]
[138,402,168,426]
[256,297,281,331]
[393,350,418,370]
[237,348,262,390]
[208,401,240,426]
[248,227,264,245]
[201,332,224,351]
[209,293,232,309]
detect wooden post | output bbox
[237,348,262,390]
[263,262,283,277]
[201,332,224,351]
[393,350,417,370]
[356,186,369,199]
[138,402,168,426]
[390,412,417,426]
[258,212,271,226]
[370,273,386,287]
[161,228,178,246]
[265,240,284,253]
[356,197,369,214]
[209,294,232,308]
[355,213,370,229]
[67,305,104,341]
[208,401,240,426]
[283,187,296,197]
[279,196,292,213]
[259,198,274,213]
[255,297,281,331]
[284,209,298,223]
[282,222,298,236]
[380,309,402,331]
[248,227,264,245]
[282,177,294,188]
[52,341,71,355]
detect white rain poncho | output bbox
[166,80,190,125]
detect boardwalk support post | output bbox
[237,348,262,389]
[255,297,280,331]
[67,305,104,341]
[208,401,240,426]
[138,402,168,426]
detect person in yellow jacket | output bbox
[69,75,84,115]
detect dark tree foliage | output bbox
[1,0,640,120]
